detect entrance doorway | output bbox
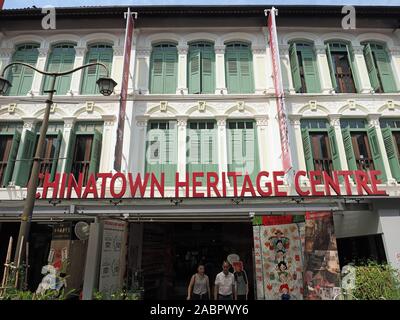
[135,222,254,300]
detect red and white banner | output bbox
[0,0,4,9]
[114,8,135,171]
[267,7,292,173]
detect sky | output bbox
[3,0,400,9]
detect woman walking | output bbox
[187,264,210,300]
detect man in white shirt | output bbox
[214,261,236,300]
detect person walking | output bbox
[187,264,210,300]
[214,261,236,300]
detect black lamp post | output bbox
[0,62,117,286]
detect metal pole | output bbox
[13,75,56,282]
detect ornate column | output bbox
[135,47,151,94]
[279,44,295,94]
[100,115,116,173]
[368,113,396,185]
[352,45,373,93]
[214,45,227,94]
[314,44,334,94]
[177,45,188,94]
[70,46,87,96]
[252,46,268,94]
[387,46,400,91]
[135,116,148,175]
[255,115,269,171]
[176,116,188,178]
[328,114,348,171]
[60,117,77,173]
[216,115,229,186]
[31,47,49,96]
[111,45,124,95]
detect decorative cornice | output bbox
[388,46,400,56]
[328,114,341,127]
[101,114,116,126]
[314,45,326,55]
[352,45,364,55]
[135,115,149,127]
[367,113,381,127]
[136,47,152,57]
[216,115,227,127]
[279,44,290,56]
[176,116,188,127]
[252,46,266,55]
[38,47,49,57]
[288,114,302,127]
[255,116,269,127]
[62,117,77,128]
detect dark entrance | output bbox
[136,222,254,300]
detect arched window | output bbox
[7,43,39,96]
[188,42,215,94]
[362,42,398,93]
[289,42,320,93]
[325,41,359,93]
[225,42,254,94]
[42,43,76,95]
[81,43,113,95]
[149,43,178,94]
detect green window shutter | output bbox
[201,49,215,94]
[150,51,164,94]
[363,44,380,91]
[325,44,338,91]
[163,50,178,94]
[1,131,21,187]
[7,47,39,96]
[327,126,341,170]
[346,45,361,93]
[188,49,201,94]
[14,130,36,186]
[238,50,254,94]
[201,125,218,174]
[88,130,102,177]
[81,46,113,94]
[145,128,162,182]
[301,48,321,93]
[381,127,400,181]
[225,50,240,93]
[243,124,258,180]
[50,130,63,182]
[374,48,397,93]
[289,43,302,92]
[341,127,358,171]
[367,126,387,182]
[43,46,76,95]
[187,126,202,174]
[64,128,77,174]
[301,128,314,172]
[227,126,242,173]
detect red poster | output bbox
[114,8,135,171]
[267,8,292,173]
[262,215,293,226]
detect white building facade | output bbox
[0,6,400,299]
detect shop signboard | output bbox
[98,220,128,297]
[38,169,388,199]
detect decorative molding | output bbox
[22,117,37,129]
[314,45,326,55]
[86,101,95,113]
[237,101,245,112]
[112,46,124,56]
[216,116,227,127]
[367,113,381,127]
[387,100,395,111]
[8,103,16,114]
[387,46,400,56]
[352,45,364,55]
[136,47,152,57]
[288,114,302,127]
[198,101,206,112]
[279,44,290,56]
[62,117,77,128]
[347,99,356,110]
[309,100,317,111]
[50,103,57,114]
[255,116,269,127]
[214,45,226,54]
[252,46,266,55]
[74,46,87,56]
[102,115,116,127]
[0,47,14,58]
[160,101,168,112]
[135,116,149,127]
[177,45,189,55]
[328,114,341,127]
[37,47,49,58]
[176,116,188,128]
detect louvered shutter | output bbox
[346,45,360,93]
[289,43,302,92]
[327,126,341,171]
[326,44,338,92]
[88,130,102,178]
[363,44,381,91]
[50,130,63,182]
[243,124,258,181]
[8,47,38,96]
[1,131,21,187]
[226,50,239,93]
[301,128,314,172]
[367,126,387,182]
[341,127,357,171]
[14,130,36,186]
[374,48,397,93]
[64,127,76,174]
[164,50,178,94]
[381,127,400,181]
[238,50,254,94]
[163,123,177,186]
[201,49,215,94]
[301,48,321,93]
[188,49,201,94]
[146,127,162,181]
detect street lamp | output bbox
[0,61,117,286]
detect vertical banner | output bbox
[98,220,128,297]
[253,225,265,299]
[266,7,292,172]
[114,8,135,171]
[303,212,341,300]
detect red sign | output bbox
[38,170,387,200]
[267,8,292,173]
[114,8,135,171]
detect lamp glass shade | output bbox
[96,77,117,96]
[0,76,12,95]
